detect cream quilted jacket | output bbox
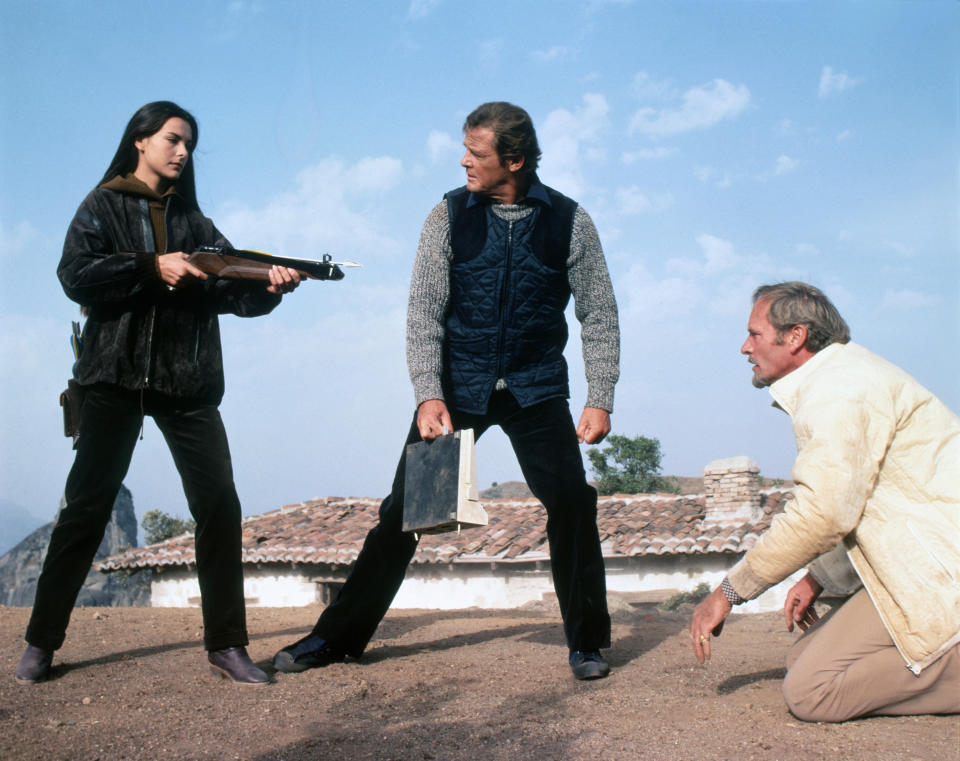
[727,342,960,673]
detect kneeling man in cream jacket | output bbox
[691,281,959,722]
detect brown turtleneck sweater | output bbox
[100,174,178,255]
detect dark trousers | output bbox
[313,390,610,657]
[25,385,248,652]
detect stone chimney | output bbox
[702,456,762,525]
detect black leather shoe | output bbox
[208,646,269,685]
[569,650,610,680]
[15,645,53,684]
[273,633,345,673]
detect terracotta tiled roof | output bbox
[97,489,792,572]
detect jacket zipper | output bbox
[142,305,156,389]
[495,218,515,380]
[141,196,171,390]
[907,521,958,585]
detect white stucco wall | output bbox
[393,563,554,610]
[242,570,322,607]
[150,569,201,607]
[150,566,322,608]
[146,556,805,614]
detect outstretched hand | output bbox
[577,407,611,444]
[784,572,822,633]
[690,586,732,664]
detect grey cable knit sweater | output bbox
[406,197,620,412]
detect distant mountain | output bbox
[0,499,46,556]
[0,485,150,607]
[479,481,533,499]
[479,476,712,499]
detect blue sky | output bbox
[1,0,957,534]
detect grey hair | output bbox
[753,282,850,352]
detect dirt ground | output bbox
[1,600,956,761]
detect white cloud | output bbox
[617,236,770,331]
[630,71,678,101]
[774,155,799,175]
[615,186,674,216]
[539,93,610,195]
[531,46,572,64]
[214,156,405,264]
[427,130,459,164]
[629,78,751,137]
[350,156,405,192]
[694,165,732,189]
[836,129,854,142]
[543,93,610,143]
[619,261,701,323]
[694,167,712,183]
[663,234,740,280]
[616,187,652,216]
[634,234,798,323]
[408,0,443,20]
[617,274,855,374]
[818,66,862,98]
[879,288,940,311]
[622,146,677,163]
[698,234,740,273]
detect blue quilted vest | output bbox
[442,180,577,414]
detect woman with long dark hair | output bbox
[16,101,300,685]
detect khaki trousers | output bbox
[782,588,960,722]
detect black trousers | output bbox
[25,385,248,652]
[313,391,610,657]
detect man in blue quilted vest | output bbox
[275,101,621,680]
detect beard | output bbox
[749,359,772,388]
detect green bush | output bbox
[658,583,712,611]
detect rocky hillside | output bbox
[0,484,151,608]
[479,480,533,499]
[480,476,712,499]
